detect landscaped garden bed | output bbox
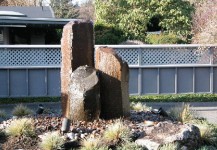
[0,102,217,150]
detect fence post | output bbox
[138,48,142,95]
[210,47,214,94]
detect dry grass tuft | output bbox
[168,103,194,123]
[0,109,7,119]
[103,119,130,144]
[39,131,64,150]
[80,136,107,150]
[193,120,217,147]
[130,102,152,112]
[6,118,35,137]
[12,104,32,117]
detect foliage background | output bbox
[95,0,194,44]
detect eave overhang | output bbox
[0,17,83,28]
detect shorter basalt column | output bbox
[69,66,100,121]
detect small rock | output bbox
[67,133,75,140]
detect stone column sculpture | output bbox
[69,66,100,121]
[61,20,94,118]
[95,47,130,119]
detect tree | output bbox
[50,0,79,18]
[192,0,217,44]
[78,0,95,20]
[0,0,41,6]
[95,0,194,42]
[94,22,127,44]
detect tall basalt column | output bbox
[61,20,94,118]
[95,47,130,119]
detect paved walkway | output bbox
[0,102,217,124]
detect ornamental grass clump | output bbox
[130,102,152,112]
[193,119,217,147]
[6,118,35,137]
[12,104,32,117]
[0,109,7,119]
[39,131,64,150]
[168,103,194,123]
[103,119,131,144]
[80,136,107,150]
[159,142,180,150]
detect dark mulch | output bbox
[1,136,40,150]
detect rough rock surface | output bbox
[69,66,100,121]
[61,20,94,118]
[135,121,201,150]
[95,47,130,119]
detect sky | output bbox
[72,0,88,5]
[42,0,89,6]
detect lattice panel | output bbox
[141,47,210,65]
[211,47,217,64]
[115,48,139,65]
[0,48,61,66]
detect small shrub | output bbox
[103,119,130,144]
[39,131,64,150]
[12,104,32,117]
[6,118,35,137]
[130,102,152,112]
[130,94,217,103]
[146,33,185,44]
[168,103,194,123]
[0,109,7,119]
[159,142,180,150]
[80,136,107,150]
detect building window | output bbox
[0,28,3,44]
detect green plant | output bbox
[6,118,35,137]
[0,97,60,104]
[168,103,194,123]
[39,131,64,150]
[95,0,194,41]
[12,104,32,117]
[130,94,217,103]
[0,109,7,119]
[146,33,185,44]
[159,142,180,150]
[103,119,130,144]
[130,102,152,112]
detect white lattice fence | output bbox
[1,44,217,97]
[0,46,61,67]
[0,45,216,67]
[112,45,216,66]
